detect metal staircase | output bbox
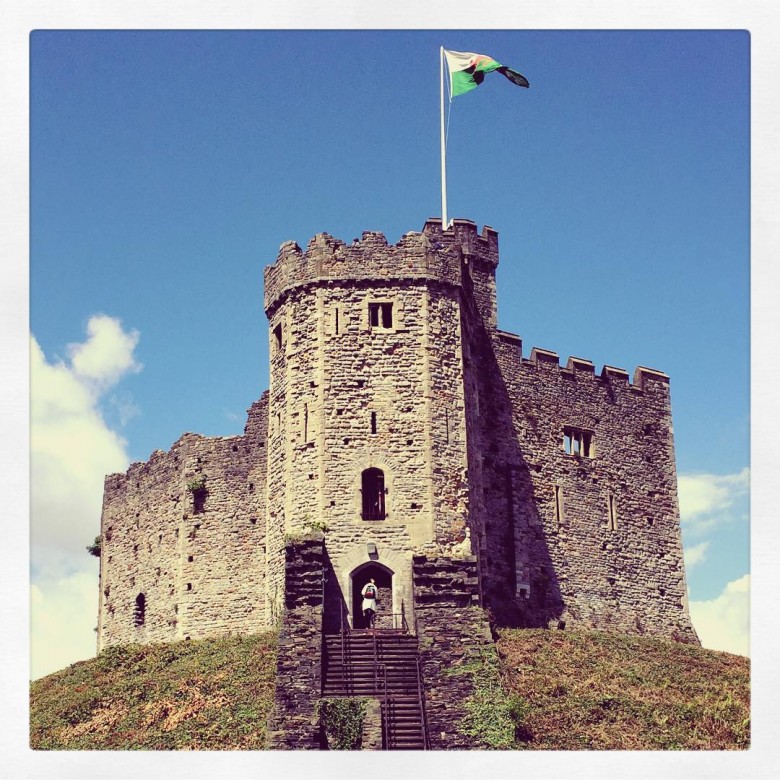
[322,630,429,750]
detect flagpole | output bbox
[440,46,448,230]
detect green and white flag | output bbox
[443,49,530,98]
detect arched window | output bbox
[361,468,386,520]
[134,593,146,627]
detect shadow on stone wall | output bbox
[461,261,564,631]
[322,547,349,635]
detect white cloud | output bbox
[678,468,749,535]
[31,319,139,558]
[689,574,750,657]
[31,567,100,680]
[30,315,140,678]
[683,540,709,569]
[66,314,141,390]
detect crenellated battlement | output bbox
[523,348,669,393]
[495,330,670,396]
[263,219,499,315]
[421,217,500,265]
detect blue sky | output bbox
[28,29,750,677]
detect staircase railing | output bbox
[340,603,348,689]
[372,625,379,692]
[377,662,389,749]
[415,655,430,750]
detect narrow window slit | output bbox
[554,484,564,523]
[608,493,618,531]
[134,593,146,627]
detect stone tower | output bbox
[263,221,482,632]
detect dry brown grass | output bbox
[495,628,750,750]
[30,632,277,750]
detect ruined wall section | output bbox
[413,555,495,750]
[265,535,325,750]
[98,446,183,650]
[98,396,270,650]
[494,341,698,642]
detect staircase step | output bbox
[322,632,427,750]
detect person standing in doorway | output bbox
[361,578,378,629]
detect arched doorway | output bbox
[351,562,393,629]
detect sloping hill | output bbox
[493,628,750,750]
[30,632,277,750]
[30,627,749,751]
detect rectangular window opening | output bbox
[273,323,283,351]
[335,307,340,334]
[369,302,393,329]
[370,411,377,434]
[193,489,206,514]
[563,426,594,458]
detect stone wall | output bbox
[361,699,383,750]
[264,228,464,314]
[266,535,325,750]
[460,248,698,642]
[97,395,270,650]
[412,555,495,750]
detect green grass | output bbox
[494,628,750,750]
[30,627,749,751]
[30,632,278,750]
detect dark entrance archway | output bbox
[351,562,393,629]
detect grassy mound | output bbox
[30,632,277,750]
[30,627,749,751]
[494,628,750,750]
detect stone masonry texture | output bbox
[412,555,496,750]
[98,217,698,655]
[265,536,325,750]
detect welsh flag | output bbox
[443,49,530,97]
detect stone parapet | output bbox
[264,230,462,316]
[412,555,494,750]
[264,219,499,316]
[266,534,325,750]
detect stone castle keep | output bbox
[96,217,698,657]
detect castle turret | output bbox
[263,221,495,629]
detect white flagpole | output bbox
[440,46,448,230]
